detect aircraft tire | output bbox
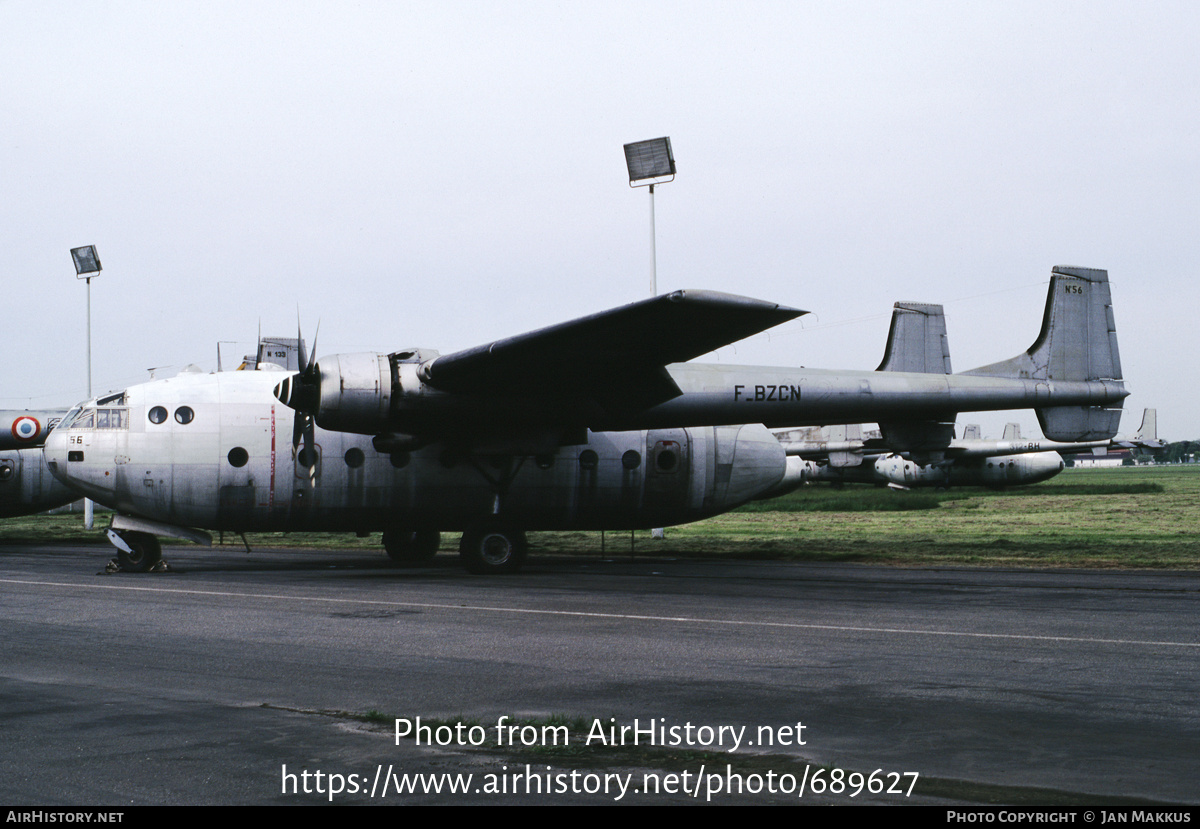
[382,530,441,565]
[459,521,527,575]
[117,532,162,573]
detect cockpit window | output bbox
[97,391,127,406]
[59,407,82,430]
[68,407,128,430]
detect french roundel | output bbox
[12,417,41,442]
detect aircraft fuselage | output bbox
[43,370,786,535]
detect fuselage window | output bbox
[148,406,168,424]
[174,406,195,425]
[622,450,641,470]
[344,448,365,469]
[579,450,599,470]
[228,447,249,468]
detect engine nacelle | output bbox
[310,352,394,435]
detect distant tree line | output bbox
[1154,441,1200,464]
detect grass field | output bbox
[5,466,1199,569]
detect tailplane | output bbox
[964,266,1125,440]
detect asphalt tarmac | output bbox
[2,541,1198,806]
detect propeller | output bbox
[273,319,320,486]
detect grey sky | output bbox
[2,1,1195,439]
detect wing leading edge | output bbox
[420,290,806,406]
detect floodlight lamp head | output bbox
[624,137,675,187]
[71,245,102,278]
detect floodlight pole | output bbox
[624,137,676,538]
[71,246,102,531]
[648,183,657,296]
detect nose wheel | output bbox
[106,530,163,573]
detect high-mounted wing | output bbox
[420,290,805,405]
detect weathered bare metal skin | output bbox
[0,447,78,517]
[44,371,785,534]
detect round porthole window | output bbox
[227,447,249,468]
[622,450,641,470]
[345,448,365,469]
[174,406,194,425]
[148,406,168,424]
[579,450,599,470]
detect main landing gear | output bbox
[458,519,527,575]
[380,521,528,574]
[382,530,441,566]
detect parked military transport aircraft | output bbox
[43,265,1128,574]
[772,423,1076,490]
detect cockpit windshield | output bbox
[63,403,129,431]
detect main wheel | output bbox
[458,521,527,575]
[382,530,441,565]
[117,532,162,573]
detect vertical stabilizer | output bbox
[876,302,952,374]
[1002,422,1022,441]
[1134,408,1157,442]
[965,266,1125,441]
[962,424,981,440]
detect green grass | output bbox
[9,466,1200,569]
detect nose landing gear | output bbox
[105,530,163,573]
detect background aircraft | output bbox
[0,409,65,451]
[771,422,1074,491]
[0,409,78,517]
[44,266,1128,574]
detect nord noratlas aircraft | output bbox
[43,265,1128,574]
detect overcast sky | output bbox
[2,1,1196,440]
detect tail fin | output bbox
[876,302,952,374]
[1002,422,1022,441]
[1134,408,1157,442]
[962,423,981,440]
[825,423,864,467]
[965,266,1124,441]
